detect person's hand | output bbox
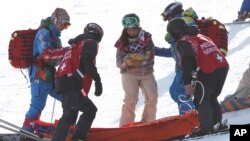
[68,39,74,45]
[117,62,127,69]
[94,81,103,96]
[185,84,195,97]
[186,94,192,101]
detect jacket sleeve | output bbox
[116,48,126,68]
[144,38,155,64]
[41,47,65,62]
[155,46,172,57]
[80,40,101,83]
[177,41,197,85]
[34,28,63,66]
[68,34,85,45]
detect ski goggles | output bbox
[122,17,140,29]
[161,13,172,21]
[61,20,71,29]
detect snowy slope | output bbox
[1,0,250,140]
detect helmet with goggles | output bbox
[122,13,140,28]
[161,2,183,21]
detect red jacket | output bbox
[55,34,100,95]
[179,34,228,73]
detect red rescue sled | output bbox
[87,110,198,141]
[35,110,199,141]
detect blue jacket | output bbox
[155,8,198,72]
[29,17,62,83]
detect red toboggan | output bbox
[35,110,199,141]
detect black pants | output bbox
[52,90,97,141]
[193,67,228,132]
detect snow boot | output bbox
[213,119,229,132]
[234,11,250,22]
[21,117,36,133]
[189,127,211,137]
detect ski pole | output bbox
[50,99,56,123]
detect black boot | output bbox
[71,117,93,141]
[189,127,211,137]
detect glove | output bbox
[127,53,145,61]
[68,38,74,45]
[124,58,137,67]
[186,94,192,101]
[185,84,195,96]
[94,81,103,96]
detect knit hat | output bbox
[51,8,70,24]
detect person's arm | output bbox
[35,28,64,66]
[177,41,196,85]
[155,46,172,57]
[68,34,85,45]
[115,48,126,68]
[80,40,100,82]
[177,41,197,96]
[80,40,102,96]
[143,39,155,64]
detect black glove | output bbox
[94,81,102,96]
[68,39,74,45]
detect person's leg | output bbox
[71,95,97,140]
[139,74,158,122]
[193,68,228,133]
[52,90,79,141]
[236,0,250,21]
[235,68,250,98]
[119,73,139,127]
[193,72,214,133]
[170,71,194,115]
[52,108,78,141]
[22,80,50,132]
[240,0,250,13]
[211,68,228,126]
[49,88,62,102]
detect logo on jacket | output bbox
[215,53,224,62]
[59,63,66,71]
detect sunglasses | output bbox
[61,20,71,29]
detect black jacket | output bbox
[56,33,101,93]
[176,26,199,85]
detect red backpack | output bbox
[8,29,38,69]
[56,41,85,77]
[195,17,228,56]
[56,40,95,95]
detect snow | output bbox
[1,0,250,140]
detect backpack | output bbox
[8,29,38,69]
[195,17,228,56]
[56,40,85,77]
[56,40,94,95]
